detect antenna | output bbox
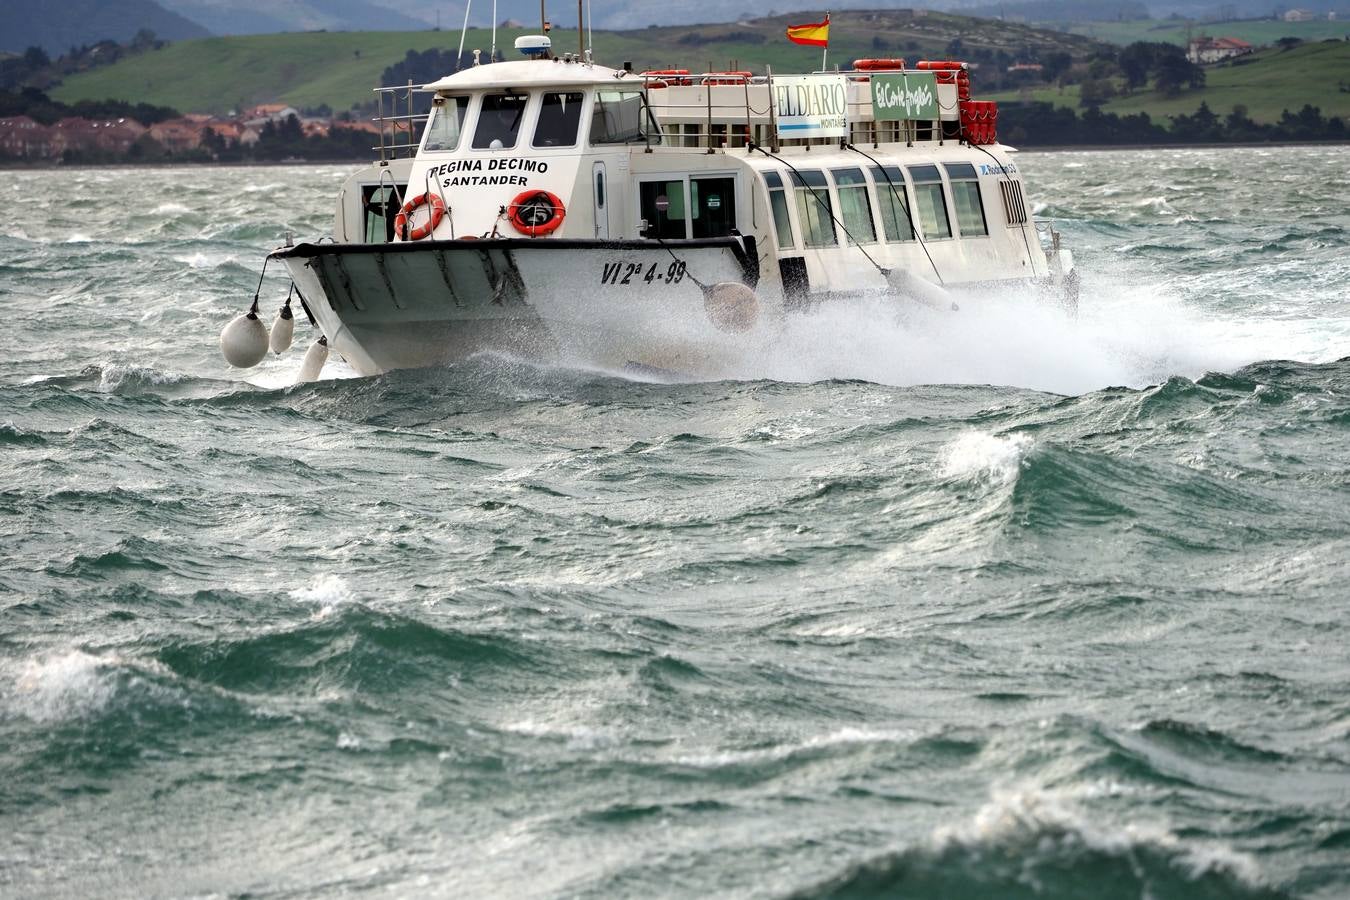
[491,0,498,60]
[587,0,593,61]
[456,0,472,70]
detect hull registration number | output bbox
[600,260,688,286]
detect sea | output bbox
[1,146,1348,899]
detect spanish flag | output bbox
[785,14,829,47]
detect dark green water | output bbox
[2,148,1348,898]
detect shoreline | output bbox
[3,139,1347,170]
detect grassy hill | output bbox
[1064,18,1348,47]
[48,10,1105,114]
[988,40,1350,125]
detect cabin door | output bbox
[592,161,610,239]
[638,174,739,240]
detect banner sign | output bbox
[773,74,848,139]
[870,72,938,121]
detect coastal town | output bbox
[0,102,385,161]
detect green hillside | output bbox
[988,40,1350,125]
[48,10,1105,114]
[1064,18,1347,47]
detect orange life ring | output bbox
[854,58,907,71]
[394,191,446,241]
[507,190,566,237]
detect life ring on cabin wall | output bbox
[507,190,566,237]
[394,191,446,241]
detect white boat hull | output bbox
[277,237,770,376]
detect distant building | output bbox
[1006,62,1044,74]
[0,116,51,158]
[244,104,301,128]
[1282,8,1316,21]
[48,117,146,155]
[1186,36,1254,64]
[149,118,206,152]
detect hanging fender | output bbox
[507,190,566,237]
[394,192,446,241]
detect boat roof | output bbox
[423,59,639,92]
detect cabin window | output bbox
[691,177,736,239]
[423,95,468,152]
[472,92,529,149]
[591,90,662,144]
[907,164,952,240]
[831,168,875,245]
[791,169,836,248]
[870,165,914,242]
[533,91,584,147]
[944,163,988,237]
[762,171,795,250]
[639,179,688,239]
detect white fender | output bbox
[885,269,960,312]
[296,337,329,383]
[703,282,760,333]
[220,310,269,368]
[269,303,295,354]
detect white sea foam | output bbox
[713,274,1276,395]
[95,364,184,393]
[671,726,917,768]
[4,650,116,723]
[502,720,618,751]
[941,432,1033,484]
[289,574,354,617]
[933,784,1265,886]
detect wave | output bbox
[796,786,1287,899]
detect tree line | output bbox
[999,100,1347,145]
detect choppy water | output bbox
[2,147,1349,899]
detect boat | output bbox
[222,35,1077,379]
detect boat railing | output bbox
[640,72,940,150]
[371,82,435,160]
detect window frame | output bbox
[790,168,837,249]
[471,90,532,151]
[943,162,989,238]
[636,171,739,239]
[531,90,585,149]
[421,94,471,153]
[589,89,664,146]
[829,167,877,246]
[906,164,953,241]
[868,164,915,244]
[762,169,798,251]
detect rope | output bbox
[248,254,272,315]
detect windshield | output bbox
[423,95,468,152]
[473,92,529,149]
[590,91,662,145]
